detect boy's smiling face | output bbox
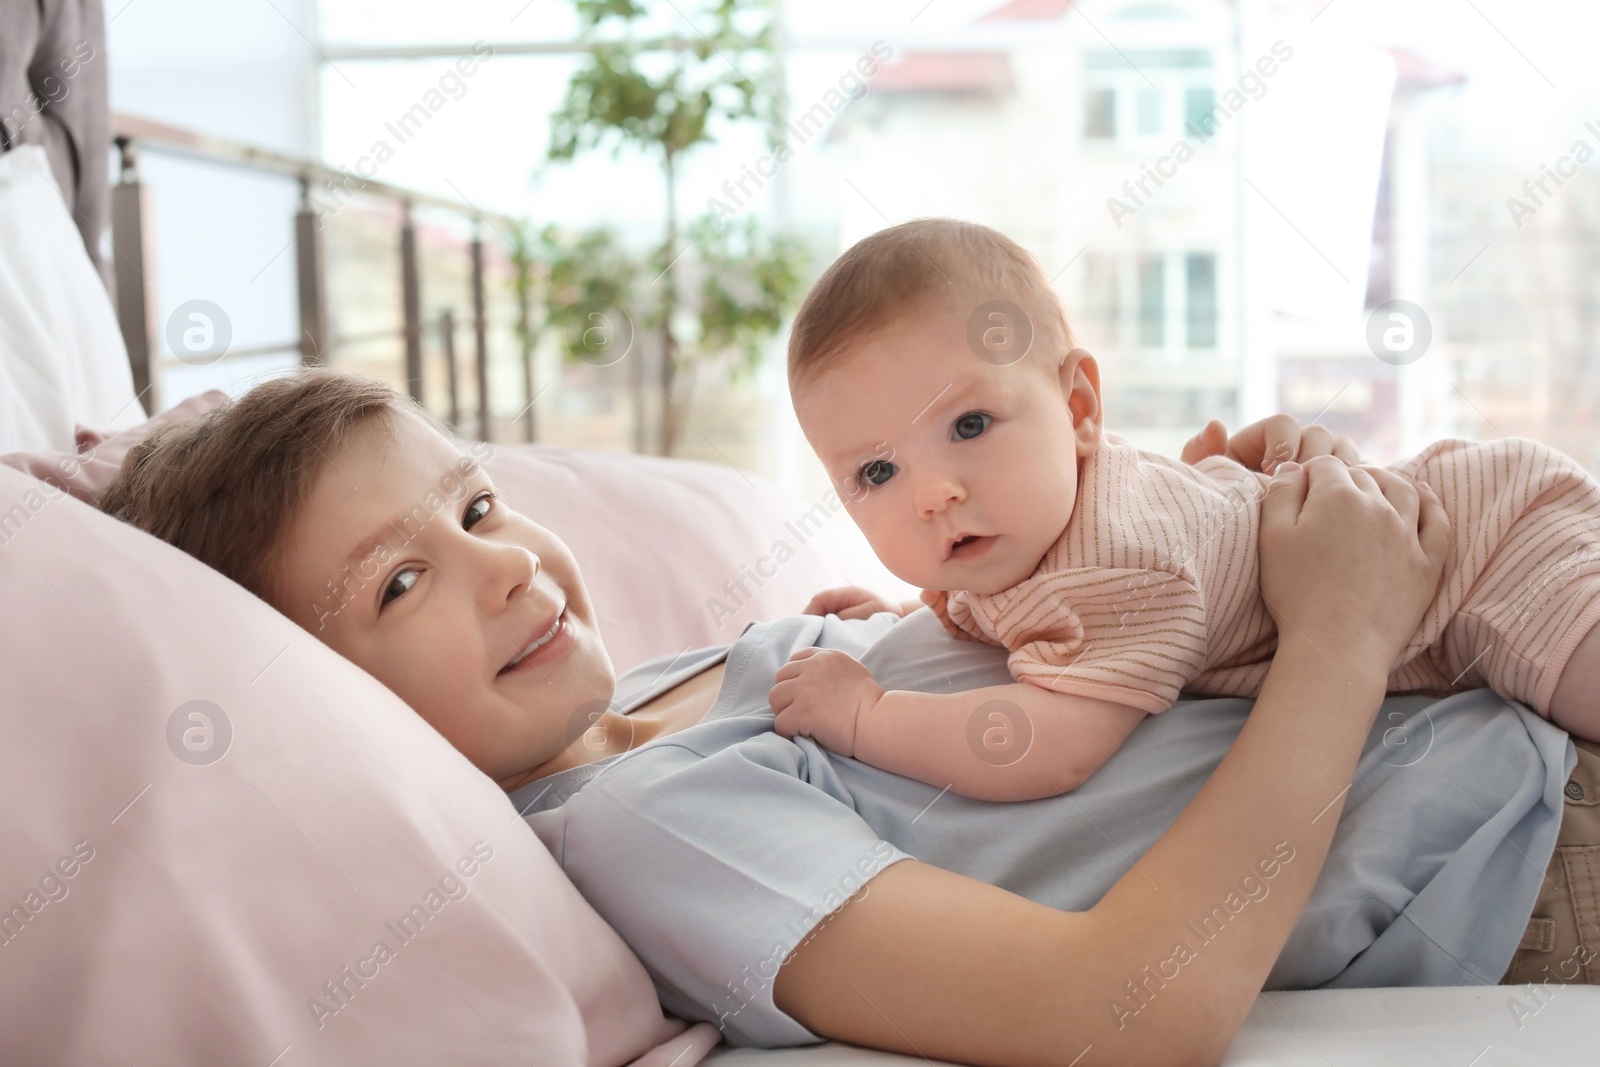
[793,307,1102,595]
[275,412,615,789]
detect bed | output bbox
[1,3,1595,1064]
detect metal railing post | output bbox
[295,176,331,365]
[471,229,490,442]
[441,309,460,432]
[518,261,536,443]
[400,203,424,405]
[110,138,158,417]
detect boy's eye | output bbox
[858,459,897,488]
[953,412,991,440]
[463,492,493,530]
[380,492,495,610]
[381,570,418,607]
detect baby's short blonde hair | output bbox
[786,218,1076,390]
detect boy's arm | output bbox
[769,649,1146,801]
[857,683,1148,801]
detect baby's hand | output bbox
[768,648,885,758]
[802,586,906,621]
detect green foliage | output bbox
[528,224,642,365]
[539,0,807,453]
[690,214,807,377]
[548,1,775,165]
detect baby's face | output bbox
[275,412,614,788]
[794,309,1101,595]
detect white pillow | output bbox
[0,145,142,453]
[0,461,706,1065]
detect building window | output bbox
[1138,255,1166,347]
[1085,88,1116,138]
[1184,87,1218,140]
[1084,49,1214,147]
[1185,253,1217,348]
[1136,88,1163,136]
[1084,251,1220,354]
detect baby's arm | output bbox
[768,648,1147,800]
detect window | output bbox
[1082,252,1121,328]
[1185,253,1217,348]
[1136,88,1163,136]
[1137,255,1166,347]
[1085,88,1116,139]
[1184,87,1218,140]
[1085,251,1219,356]
[1083,49,1214,147]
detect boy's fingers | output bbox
[1368,468,1420,527]
[1302,453,1357,491]
[1416,482,1452,569]
[1295,425,1335,464]
[1230,414,1301,472]
[1331,436,1360,464]
[1346,464,1380,497]
[1261,460,1308,526]
[1180,419,1228,465]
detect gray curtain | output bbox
[0,0,110,284]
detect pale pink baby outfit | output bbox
[943,434,1600,716]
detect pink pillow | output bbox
[0,462,708,1065]
[0,388,229,503]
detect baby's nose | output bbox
[915,475,965,517]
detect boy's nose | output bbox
[482,544,541,613]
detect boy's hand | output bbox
[802,586,907,621]
[769,648,886,758]
[1181,415,1360,474]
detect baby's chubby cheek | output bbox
[852,510,943,588]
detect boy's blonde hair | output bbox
[98,369,442,608]
[786,218,1076,389]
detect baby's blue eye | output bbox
[953,412,991,440]
[859,459,897,488]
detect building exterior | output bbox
[821,0,1600,472]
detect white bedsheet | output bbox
[0,145,142,453]
[703,986,1600,1065]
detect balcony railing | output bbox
[108,112,534,442]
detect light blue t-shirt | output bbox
[513,609,1575,1048]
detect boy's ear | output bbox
[1060,348,1103,457]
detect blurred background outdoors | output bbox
[108,0,1600,505]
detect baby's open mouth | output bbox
[947,534,993,560]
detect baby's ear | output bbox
[1060,348,1103,456]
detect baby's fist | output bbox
[767,647,885,758]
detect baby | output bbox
[775,218,1600,800]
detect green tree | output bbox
[544,0,805,454]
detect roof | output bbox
[981,0,1077,19]
[871,52,1014,95]
[1388,48,1468,92]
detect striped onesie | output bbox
[942,434,1600,717]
